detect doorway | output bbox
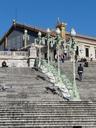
[76,46,79,56]
[95,49,96,58]
[85,47,89,57]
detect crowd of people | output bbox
[55,53,67,63]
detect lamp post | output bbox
[50,38,55,62]
[70,28,77,98]
[35,29,52,68]
[46,28,51,66]
[38,31,42,67]
[56,28,61,76]
[23,30,29,48]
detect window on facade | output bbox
[85,47,89,57]
[95,49,96,58]
[76,46,79,56]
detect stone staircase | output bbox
[0,68,63,101]
[0,100,95,127]
[0,67,96,127]
[60,61,96,101]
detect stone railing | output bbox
[14,51,28,56]
[0,51,28,57]
[39,59,80,101]
[39,59,71,100]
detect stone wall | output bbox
[0,59,28,67]
[75,42,96,61]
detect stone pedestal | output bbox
[29,44,37,67]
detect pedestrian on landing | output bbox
[77,63,84,81]
[61,54,64,63]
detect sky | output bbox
[0,0,96,38]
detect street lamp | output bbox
[38,31,42,67]
[56,28,61,76]
[38,31,42,37]
[23,29,29,48]
[70,28,76,37]
[46,28,51,66]
[50,38,55,62]
[70,28,77,98]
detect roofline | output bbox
[0,22,96,45]
[66,32,96,42]
[0,25,14,44]
[0,22,56,44]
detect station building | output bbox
[0,20,96,63]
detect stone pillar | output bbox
[29,44,37,67]
[79,45,85,59]
[89,46,95,60]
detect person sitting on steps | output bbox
[2,61,8,68]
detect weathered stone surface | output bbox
[0,67,95,127]
[0,59,28,67]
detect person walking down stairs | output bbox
[77,63,84,81]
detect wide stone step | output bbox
[0,100,95,103]
[0,109,95,113]
[0,121,94,127]
[0,117,95,122]
[0,125,94,128]
[0,105,95,109]
[0,111,95,116]
[4,105,95,109]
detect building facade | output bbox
[0,21,96,61]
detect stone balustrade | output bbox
[0,51,28,58]
[0,51,28,67]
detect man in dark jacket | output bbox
[78,64,84,81]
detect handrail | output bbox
[39,59,80,101]
[39,59,70,100]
